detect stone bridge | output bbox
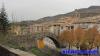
[34,32,65,48]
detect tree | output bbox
[0,4,9,34]
[59,26,100,56]
[68,29,76,49]
[74,27,86,50]
[85,27,99,50]
[59,29,76,49]
[94,34,100,55]
[59,30,69,48]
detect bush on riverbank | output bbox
[31,47,52,56]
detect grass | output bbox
[31,47,52,56]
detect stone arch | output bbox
[43,32,61,48]
[44,36,60,48]
[34,32,61,48]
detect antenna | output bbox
[11,12,14,33]
[12,12,14,22]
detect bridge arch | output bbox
[34,32,61,48]
[44,36,60,48]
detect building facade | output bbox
[29,15,100,35]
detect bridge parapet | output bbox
[0,45,36,56]
[33,32,58,39]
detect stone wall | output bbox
[0,46,18,56]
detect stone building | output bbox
[10,24,21,35]
[29,15,100,35]
[29,22,50,34]
[48,17,75,35]
[73,15,100,31]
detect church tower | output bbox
[73,9,80,22]
[74,9,80,18]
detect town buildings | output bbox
[29,15,100,35]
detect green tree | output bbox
[0,4,9,34]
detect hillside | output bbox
[18,6,100,25]
[36,6,100,23]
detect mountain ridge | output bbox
[17,6,100,25]
[36,6,100,23]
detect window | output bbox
[71,26,74,29]
[80,23,88,29]
[61,26,63,29]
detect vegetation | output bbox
[0,5,9,34]
[59,27,100,55]
[0,5,10,45]
[31,47,52,56]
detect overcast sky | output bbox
[0,0,100,22]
